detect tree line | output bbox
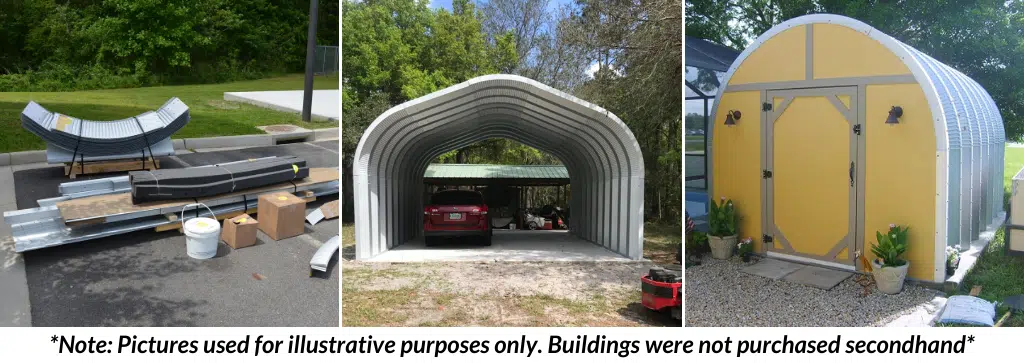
[342,0,683,223]
[0,0,339,91]
[687,0,1024,141]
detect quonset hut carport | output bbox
[353,75,645,260]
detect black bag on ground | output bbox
[129,156,309,204]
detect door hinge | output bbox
[853,124,862,135]
[762,235,773,243]
[762,102,773,111]
[762,170,772,179]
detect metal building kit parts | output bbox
[21,98,189,157]
[37,176,131,207]
[305,200,339,226]
[129,156,309,204]
[46,138,174,164]
[306,208,325,226]
[310,235,339,273]
[352,75,645,260]
[4,168,339,252]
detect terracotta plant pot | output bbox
[708,235,738,259]
[871,260,909,294]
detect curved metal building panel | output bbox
[21,97,189,156]
[352,74,645,259]
[709,14,1005,283]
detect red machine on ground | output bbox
[639,212,690,321]
[641,265,681,320]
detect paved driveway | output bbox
[9,142,339,326]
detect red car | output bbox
[423,190,492,246]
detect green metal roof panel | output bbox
[424,164,569,179]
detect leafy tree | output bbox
[342,0,520,156]
[567,0,684,221]
[2,0,334,90]
[689,0,1024,141]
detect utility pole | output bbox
[302,0,319,121]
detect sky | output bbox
[430,0,573,12]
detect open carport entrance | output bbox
[352,75,645,261]
[366,162,629,262]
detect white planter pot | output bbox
[871,260,909,294]
[708,235,738,260]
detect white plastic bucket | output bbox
[181,203,220,259]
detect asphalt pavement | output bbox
[13,141,339,326]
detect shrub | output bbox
[737,237,754,256]
[685,231,709,257]
[707,197,738,237]
[872,224,909,267]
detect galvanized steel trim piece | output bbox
[310,235,340,272]
[352,75,645,260]
[710,14,1006,282]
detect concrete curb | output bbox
[182,135,273,150]
[314,128,339,141]
[0,128,340,166]
[943,214,1005,292]
[8,151,46,166]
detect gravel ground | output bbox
[685,256,942,327]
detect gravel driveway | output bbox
[685,256,942,326]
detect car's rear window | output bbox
[430,191,483,205]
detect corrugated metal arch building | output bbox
[353,75,645,260]
[709,14,1005,283]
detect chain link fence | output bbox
[314,45,339,76]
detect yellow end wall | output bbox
[711,22,939,279]
[729,26,806,85]
[863,84,936,281]
[813,24,911,78]
[711,91,763,249]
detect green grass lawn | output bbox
[953,146,1024,327]
[0,74,339,153]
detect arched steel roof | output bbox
[710,14,1005,257]
[352,74,645,259]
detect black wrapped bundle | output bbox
[129,156,309,204]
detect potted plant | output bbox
[707,197,739,259]
[870,224,910,294]
[737,237,754,262]
[945,246,960,276]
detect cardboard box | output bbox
[258,192,307,240]
[221,214,258,249]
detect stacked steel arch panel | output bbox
[20,98,189,157]
[130,156,309,204]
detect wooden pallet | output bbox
[153,191,317,233]
[64,158,159,179]
[156,208,259,233]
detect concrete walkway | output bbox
[0,165,30,326]
[741,258,852,290]
[368,230,630,262]
[224,90,339,121]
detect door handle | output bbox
[850,161,855,187]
